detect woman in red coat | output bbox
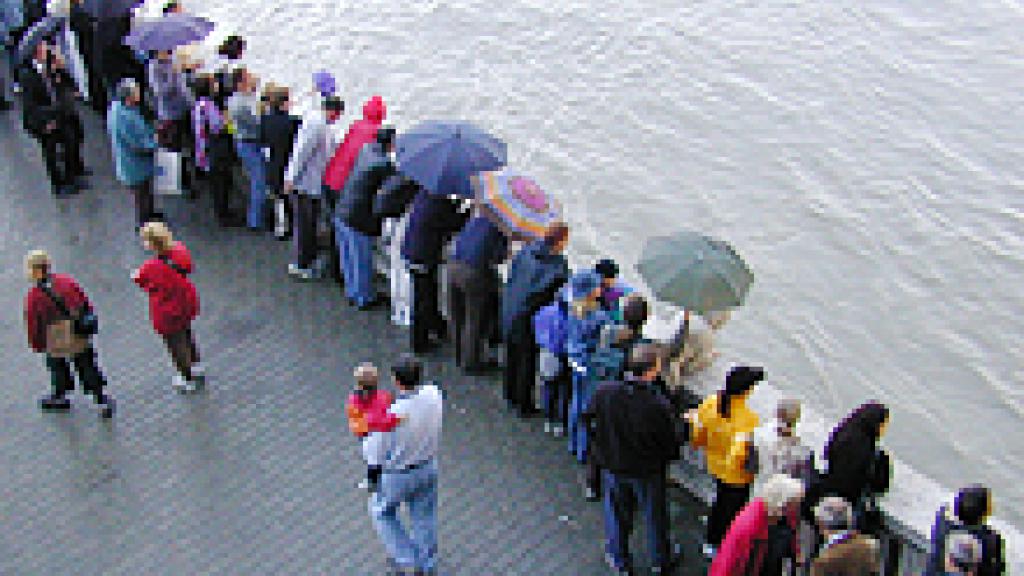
[131,222,203,392]
[710,474,804,576]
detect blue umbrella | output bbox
[16,15,63,63]
[82,0,144,19]
[124,14,214,52]
[395,121,507,198]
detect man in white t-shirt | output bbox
[370,355,443,575]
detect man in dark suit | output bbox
[20,41,87,196]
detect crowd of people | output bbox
[4,2,1009,575]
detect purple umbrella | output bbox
[82,0,144,19]
[124,14,215,52]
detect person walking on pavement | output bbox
[369,355,443,576]
[401,189,471,354]
[334,126,397,308]
[23,250,114,418]
[107,78,160,228]
[131,222,204,393]
[585,343,682,575]
[283,94,344,280]
[21,41,86,196]
[501,221,570,415]
[226,67,267,231]
[447,214,508,373]
[687,365,764,556]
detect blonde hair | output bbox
[757,474,804,516]
[140,221,174,253]
[24,249,51,280]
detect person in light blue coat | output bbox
[107,79,157,228]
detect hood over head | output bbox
[363,96,386,123]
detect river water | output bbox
[177,0,1023,558]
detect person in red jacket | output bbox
[131,222,203,392]
[323,95,387,199]
[23,250,115,417]
[710,474,804,576]
[346,363,403,492]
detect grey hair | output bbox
[946,531,982,570]
[757,474,804,516]
[115,78,139,103]
[814,496,854,531]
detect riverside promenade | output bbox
[0,107,708,575]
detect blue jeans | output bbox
[603,469,670,570]
[568,370,597,463]
[235,141,267,229]
[369,462,438,573]
[334,218,374,306]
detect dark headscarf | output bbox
[822,401,889,501]
[717,366,764,418]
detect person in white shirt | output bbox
[369,355,443,576]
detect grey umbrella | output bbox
[637,231,754,314]
[16,15,64,63]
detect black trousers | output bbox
[503,318,538,410]
[131,178,156,227]
[707,479,752,546]
[208,163,234,222]
[45,346,108,402]
[410,264,443,353]
[36,122,82,190]
[446,261,499,369]
[291,193,320,269]
[162,327,200,381]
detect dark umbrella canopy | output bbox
[16,15,64,63]
[395,121,507,199]
[82,0,144,19]
[124,14,215,52]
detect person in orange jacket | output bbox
[346,363,403,492]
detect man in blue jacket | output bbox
[501,222,570,416]
[106,78,158,228]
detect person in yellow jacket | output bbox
[686,365,764,557]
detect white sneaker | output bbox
[171,373,188,392]
[543,422,553,435]
[287,263,303,277]
[191,363,205,381]
[703,544,717,559]
[551,424,565,438]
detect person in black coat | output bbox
[334,127,397,308]
[584,342,682,574]
[260,85,300,237]
[20,41,87,196]
[400,187,471,353]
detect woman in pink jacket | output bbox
[131,222,203,392]
[710,475,804,576]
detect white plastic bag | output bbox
[154,149,182,195]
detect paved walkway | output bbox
[0,106,708,575]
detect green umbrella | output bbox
[637,231,754,314]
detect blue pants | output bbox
[603,469,670,570]
[235,141,267,229]
[568,370,597,463]
[334,218,374,306]
[369,462,438,573]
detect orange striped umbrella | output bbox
[471,170,562,241]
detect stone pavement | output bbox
[0,107,709,575]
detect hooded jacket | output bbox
[133,242,199,336]
[322,96,386,192]
[501,240,570,336]
[335,141,396,236]
[691,393,760,486]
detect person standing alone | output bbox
[23,250,114,418]
[131,222,203,393]
[369,356,443,575]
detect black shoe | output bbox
[0,99,12,111]
[78,167,93,177]
[99,397,115,419]
[40,396,71,411]
[518,406,542,419]
[55,184,79,197]
[74,178,90,190]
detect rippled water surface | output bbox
[184,0,1024,547]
